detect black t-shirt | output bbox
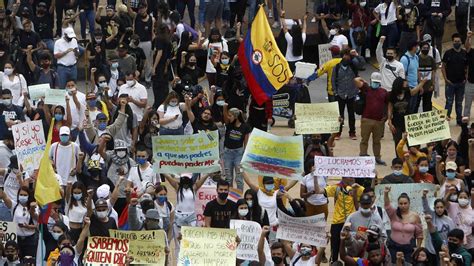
[389,91,410,130]
[179,66,203,86]
[442,48,467,83]
[399,5,420,32]
[33,15,54,39]
[203,199,237,228]
[129,46,146,71]
[224,122,251,149]
[152,38,171,78]
[90,214,117,237]
[192,119,218,134]
[78,0,95,10]
[468,49,474,83]
[86,40,106,68]
[18,30,41,49]
[98,16,119,49]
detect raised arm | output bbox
[110,176,126,206]
[375,38,385,66]
[75,217,91,253]
[242,171,259,192]
[280,11,288,33]
[465,31,472,52]
[194,173,210,191]
[163,174,179,191]
[258,226,270,265]
[384,186,391,207]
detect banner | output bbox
[295,103,340,134]
[152,131,220,174]
[314,156,376,178]
[44,89,66,106]
[84,236,129,265]
[276,210,327,246]
[0,221,17,245]
[195,186,217,227]
[230,220,262,261]
[318,43,333,67]
[241,128,304,180]
[28,83,49,100]
[405,110,451,146]
[12,121,46,172]
[374,183,436,214]
[109,230,166,265]
[178,226,237,266]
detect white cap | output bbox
[63,28,76,38]
[370,72,382,83]
[59,126,70,136]
[96,184,110,198]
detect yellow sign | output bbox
[109,229,167,265]
[178,226,237,266]
[405,110,451,146]
[295,102,340,134]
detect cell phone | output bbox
[279,185,284,192]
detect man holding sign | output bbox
[0,90,26,140]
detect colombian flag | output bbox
[238,6,293,105]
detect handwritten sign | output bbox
[230,220,263,261]
[152,131,220,174]
[276,210,327,246]
[314,156,376,178]
[12,121,46,172]
[405,110,451,146]
[295,103,340,134]
[84,236,129,265]
[241,129,304,180]
[195,186,217,227]
[109,230,166,265]
[0,221,17,245]
[179,226,237,266]
[318,43,333,67]
[44,89,66,106]
[28,83,49,100]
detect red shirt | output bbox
[413,171,435,183]
[361,84,388,121]
[347,4,371,28]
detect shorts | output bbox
[205,0,224,22]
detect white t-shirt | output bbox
[330,35,349,49]
[374,2,397,25]
[302,174,328,206]
[290,252,317,266]
[49,142,80,185]
[202,39,229,73]
[54,38,79,66]
[66,91,87,129]
[157,103,185,129]
[176,23,185,42]
[285,32,306,62]
[257,190,278,226]
[128,164,157,194]
[3,170,29,201]
[118,82,147,122]
[1,73,27,106]
[175,188,196,213]
[12,203,38,237]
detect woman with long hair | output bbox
[280,12,307,72]
[44,104,72,144]
[202,28,228,87]
[157,91,195,136]
[243,189,269,227]
[10,186,38,259]
[65,181,87,243]
[444,188,474,257]
[1,62,27,106]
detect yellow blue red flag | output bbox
[238,6,293,105]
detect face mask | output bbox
[136,158,146,165]
[300,247,312,256]
[272,256,283,264]
[51,232,62,240]
[371,82,381,89]
[151,120,159,127]
[188,62,196,67]
[95,210,108,219]
[54,114,63,121]
[393,170,402,176]
[238,208,249,217]
[157,195,167,204]
[341,59,350,66]
[385,55,394,61]
[60,135,69,143]
[360,207,371,214]
[367,234,378,242]
[65,36,73,42]
[116,150,127,158]
[246,200,253,208]
[73,193,82,200]
[41,62,50,69]
[458,198,469,207]
[2,98,12,106]
[88,99,97,107]
[126,80,135,87]
[419,166,429,173]
[221,58,230,65]
[6,255,15,262]
[169,101,178,107]
[421,49,429,55]
[98,122,107,131]
[111,62,119,69]
[59,253,74,265]
[453,43,461,50]
[264,184,274,192]
[359,1,367,7]
[449,194,458,202]
[216,100,225,106]
[98,81,107,88]
[448,242,459,253]
[397,94,404,100]
[446,172,456,179]
[218,192,228,201]
[67,88,76,95]
[329,29,337,35]
[312,138,321,145]
[95,38,102,43]
[18,195,28,205]
[3,68,12,75]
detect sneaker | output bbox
[268,11,273,18]
[365,48,371,58]
[272,21,280,29]
[335,133,341,140]
[375,158,387,166]
[349,133,357,140]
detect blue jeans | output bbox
[79,10,95,40]
[199,0,206,25]
[248,0,257,25]
[349,27,363,54]
[57,64,77,89]
[42,39,54,53]
[177,0,196,28]
[160,126,184,135]
[445,82,465,123]
[223,147,244,191]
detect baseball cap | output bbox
[446,161,457,171]
[262,176,274,184]
[63,28,76,38]
[97,184,110,198]
[95,198,108,208]
[106,4,115,10]
[96,113,107,121]
[367,225,380,236]
[59,126,70,136]
[145,209,160,220]
[422,34,432,42]
[37,2,47,8]
[140,193,153,203]
[359,194,372,205]
[114,139,128,150]
[370,72,382,83]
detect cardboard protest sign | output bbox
[12,121,46,172]
[28,83,49,100]
[314,156,376,178]
[295,103,340,134]
[318,43,333,67]
[0,221,17,245]
[109,230,167,265]
[195,186,217,226]
[44,89,66,106]
[84,236,129,265]
[374,183,436,214]
[405,110,451,146]
[241,129,304,180]
[294,62,317,79]
[276,210,327,246]
[230,220,265,261]
[179,226,237,266]
[283,0,307,18]
[152,131,220,174]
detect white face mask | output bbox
[246,200,253,208]
[359,1,367,7]
[51,232,62,240]
[360,207,371,214]
[3,68,12,75]
[329,29,337,35]
[397,94,404,100]
[458,198,469,207]
[116,150,127,158]
[238,209,249,217]
[98,81,107,88]
[95,210,108,219]
[126,80,135,87]
[216,100,225,106]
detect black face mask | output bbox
[448,242,459,253]
[6,254,15,262]
[312,139,321,145]
[386,55,394,61]
[218,192,228,201]
[65,37,72,42]
[453,43,462,50]
[341,59,350,66]
[272,256,283,264]
[367,235,378,242]
[421,49,429,55]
